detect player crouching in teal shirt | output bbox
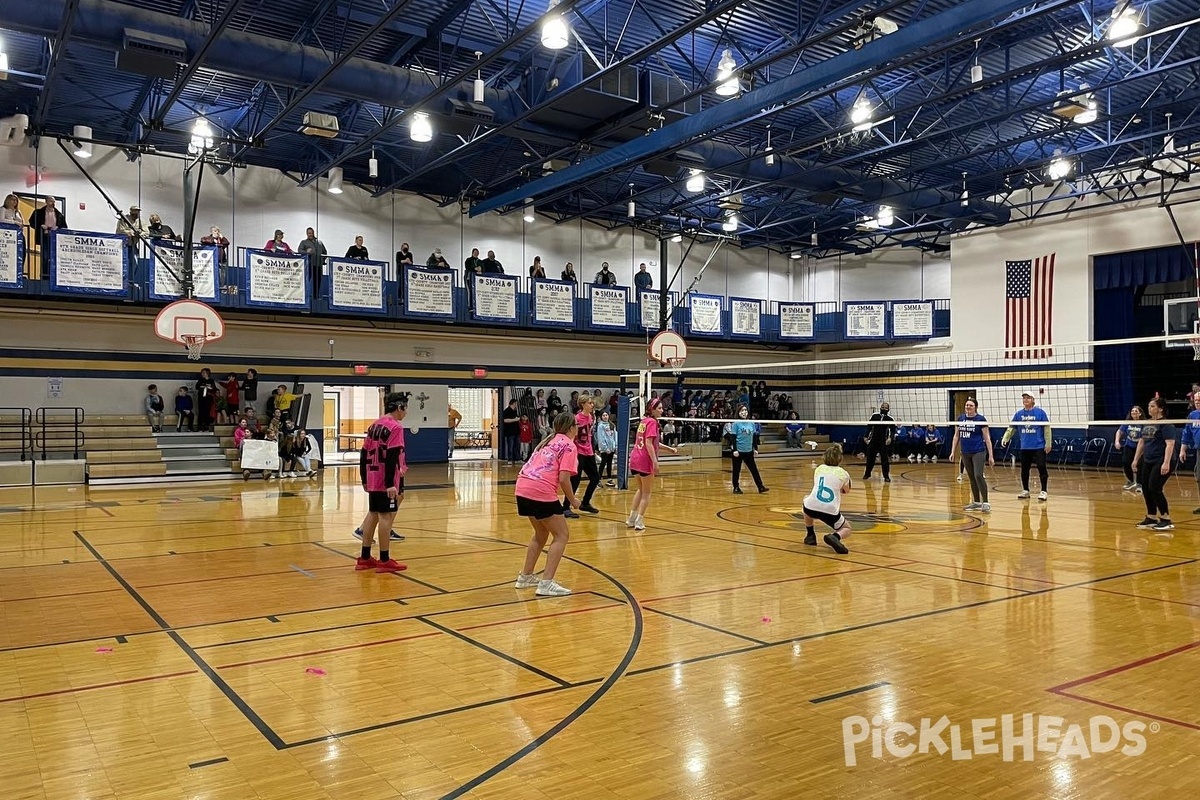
[1001,390,1052,501]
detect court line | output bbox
[0,586,127,604]
[72,531,288,750]
[188,757,229,769]
[1046,639,1200,693]
[1048,690,1200,733]
[455,602,626,632]
[311,541,449,593]
[0,669,199,704]
[641,606,769,646]
[288,564,316,578]
[133,563,348,589]
[643,566,882,603]
[417,617,571,687]
[212,631,443,670]
[810,681,891,704]
[1086,586,1200,609]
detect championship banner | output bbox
[590,285,627,329]
[474,273,518,322]
[778,302,816,339]
[688,293,724,336]
[845,301,887,339]
[891,300,934,338]
[328,257,386,314]
[0,222,24,289]
[148,242,218,301]
[404,266,455,318]
[243,249,308,309]
[48,230,129,297]
[640,290,674,330]
[240,439,280,472]
[532,279,575,326]
[730,297,762,337]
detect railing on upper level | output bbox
[0,228,951,346]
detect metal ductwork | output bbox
[3,0,1009,229]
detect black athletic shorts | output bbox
[803,505,845,529]
[516,495,564,519]
[630,469,651,477]
[367,481,404,514]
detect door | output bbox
[323,394,338,460]
[949,390,977,420]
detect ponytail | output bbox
[533,411,577,453]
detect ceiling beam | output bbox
[32,0,82,130]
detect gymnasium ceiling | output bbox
[1,0,1199,256]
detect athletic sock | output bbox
[360,546,371,560]
[380,550,389,562]
[805,525,815,537]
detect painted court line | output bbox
[810,681,891,704]
[0,670,199,704]
[212,631,442,670]
[188,757,229,769]
[288,564,316,578]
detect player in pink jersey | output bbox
[563,395,601,517]
[356,392,408,573]
[514,411,581,596]
[627,397,675,531]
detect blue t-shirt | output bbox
[1181,411,1200,449]
[1140,422,1177,463]
[1010,406,1050,449]
[729,420,758,452]
[956,414,988,454]
[1118,423,1143,449]
[785,422,804,435]
[905,427,924,444]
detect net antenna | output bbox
[154,299,225,361]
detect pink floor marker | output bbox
[95,647,114,653]
[761,616,772,623]
[305,667,327,676]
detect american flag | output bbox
[1005,255,1055,359]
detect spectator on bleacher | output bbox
[922,425,944,462]
[662,419,678,447]
[536,408,551,439]
[519,414,534,461]
[535,389,547,411]
[1,194,23,224]
[116,205,147,260]
[30,197,66,254]
[634,263,653,289]
[287,430,316,478]
[902,425,925,462]
[482,250,503,274]
[528,256,546,280]
[547,389,563,416]
[220,373,240,424]
[562,262,578,283]
[145,384,165,432]
[427,248,450,269]
[785,412,803,448]
[174,387,195,432]
[274,385,298,422]
[240,405,261,430]
[233,418,250,452]
[568,390,580,413]
[345,236,369,260]
[595,262,617,285]
[201,226,230,266]
[195,368,218,432]
[241,368,259,407]
[596,411,617,486]
[609,390,620,415]
[396,243,414,265]
[147,214,177,241]
[264,230,291,253]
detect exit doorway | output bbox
[449,387,498,461]
[949,389,978,420]
[323,385,386,464]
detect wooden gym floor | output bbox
[2,458,1200,799]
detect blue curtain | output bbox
[1093,288,1134,420]
[1094,243,1197,290]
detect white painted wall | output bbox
[795,249,950,304]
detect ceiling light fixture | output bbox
[789,251,802,260]
[970,38,983,84]
[327,167,344,194]
[627,184,636,219]
[73,125,93,158]
[1108,3,1143,47]
[765,128,775,166]
[523,203,535,223]
[849,94,874,131]
[671,233,683,243]
[960,172,969,207]
[0,49,9,80]
[410,111,433,142]
[368,149,379,178]
[541,0,570,50]
[686,169,705,193]
[1074,90,1098,125]
[473,51,485,103]
[877,205,894,227]
[722,213,738,232]
[715,49,740,97]
[1047,149,1073,181]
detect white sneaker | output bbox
[956,475,964,483]
[1038,491,1048,501]
[625,513,637,528]
[515,572,539,589]
[907,455,915,463]
[980,503,991,512]
[634,516,645,531]
[536,579,571,596]
[1017,490,1030,499]
[1135,485,1143,494]
[965,502,981,511]
[932,456,938,463]
[1122,481,1136,491]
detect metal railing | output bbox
[34,407,86,460]
[0,407,34,461]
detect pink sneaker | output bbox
[354,557,378,571]
[375,559,407,573]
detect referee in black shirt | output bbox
[863,401,896,482]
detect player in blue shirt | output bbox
[1134,397,1178,531]
[725,406,768,494]
[1178,394,1200,514]
[1114,405,1145,492]
[1001,390,1052,501]
[921,424,944,462]
[949,399,994,512]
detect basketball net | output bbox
[1191,336,1200,362]
[182,334,206,361]
[664,357,686,375]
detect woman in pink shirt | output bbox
[627,397,675,531]
[514,412,581,596]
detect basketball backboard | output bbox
[154,299,225,359]
[1163,296,1199,349]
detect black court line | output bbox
[72,531,287,750]
[642,606,769,645]
[265,616,280,623]
[810,681,891,704]
[417,617,571,687]
[188,757,229,769]
[311,541,449,593]
[114,635,128,644]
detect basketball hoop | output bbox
[664,357,686,374]
[648,330,688,372]
[155,299,225,360]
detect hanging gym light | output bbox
[1108,3,1143,47]
[686,169,705,193]
[715,49,739,97]
[410,112,433,142]
[72,125,93,158]
[849,94,874,131]
[327,167,344,194]
[541,0,569,50]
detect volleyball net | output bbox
[626,334,1200,461]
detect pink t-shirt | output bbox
[362,416,406,492]
[629,416,659,474]
[574,411,595,456]
[515,434,578,502]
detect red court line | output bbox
[1047,639,1200,693]
[643,565,882,603]
[213,631,442,669]
[456,603,624,632]
[1086,586,1200,610]
[854,552,1064,587]
[135,563,348,589]
[1049,688,1200,732]
[0,587,126,604]
[0,670,198,704]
